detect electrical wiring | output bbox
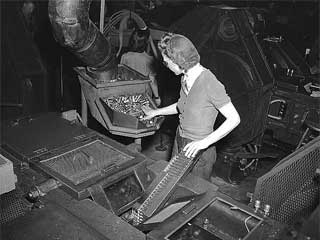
[102,9,159,59]
[103,9,146,36]
[239,158,258,171]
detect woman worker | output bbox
[120,28,161,106]
[142,33,241,181]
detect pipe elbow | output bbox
[48,0,114,70]
[48,0,90,49]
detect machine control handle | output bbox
[100,163,117,175]
[182,204,197,215]
[268,99,287,120]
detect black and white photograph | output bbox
[1,0,319,239]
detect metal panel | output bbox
[1,113,147,200]
[148,192,269,240]
[1,113,96,161]
[0,154,17,194]
[32,136,145,200]
[40,139,133,185]
[253,136,320,224]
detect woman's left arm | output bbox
[184,102,240,157]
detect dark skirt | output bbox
[172,128,216,181]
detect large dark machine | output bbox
[1,112,301,240]
[260,36,320,147]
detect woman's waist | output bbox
[179,113,215,127]
[178,125,211,141]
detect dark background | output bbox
[1,0,319,121]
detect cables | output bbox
[103,9,156,58]
[103,10,146,36]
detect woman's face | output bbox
[162,54,183,75]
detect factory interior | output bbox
[1,0,319,239]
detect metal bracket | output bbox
[88,184,112,212]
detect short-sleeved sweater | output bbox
[177,69,231,140]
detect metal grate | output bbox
[0,190,29,224]
[253,136,320,224]
[276,179,319,224]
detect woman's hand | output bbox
[183,139,210,158]
[141,106,159,120]
[154,97,161,107]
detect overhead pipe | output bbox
[48,0,114,72]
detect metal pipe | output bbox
[99,0,106,33]
[48,0,114,71]
[81,88,88,126]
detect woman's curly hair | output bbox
[158,33,200,71]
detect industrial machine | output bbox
[1,113,149,205]
[2,1,317,239]
[1,112,300,240]
[253,136,320,226]
[132,149,199,226]
[75,65,164,138]
[260,36,320,147]
[48,0,163,142]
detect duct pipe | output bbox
[48,0,114,71]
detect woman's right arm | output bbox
[142,103,178,120]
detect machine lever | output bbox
[182,204,197,215]
[101,163,117,175]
